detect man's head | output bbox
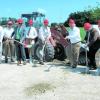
[7,21,13,28]
[43,19,49,26]
[68,19,75,28]
[28,19,33,26]
[17,18,23,26]
[97,20,100,27]
[84,22,91,31]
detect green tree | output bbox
[64,4,100,27]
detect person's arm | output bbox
[88,29,99,47]
[11,31,15,38]
[0,28,3,42]
[34,28,38,39]
[20,27,26,43]
[10,29,15,39]
[39,27,45,41]
[46,27,51,40]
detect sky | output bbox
[0,0,100,23]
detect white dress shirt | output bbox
[3,27,14,38]
[0,26,3,42]
[26,26,38,44]
[39,26,51,41]
[92,25,100,36]
[26,26,37,39]
[67,26,81,44]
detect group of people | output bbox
[0,18,100,70]
[0,18,51,65]
[65,19,100,70]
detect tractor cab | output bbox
[21,12,45,29]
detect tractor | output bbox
[21,12,55,61]
[21,12,86,65]
[50,24,86,65]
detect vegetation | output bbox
[64,4,100,27]
[0,17,16,25]
[67,27,86,41]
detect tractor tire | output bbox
[34,42,54,62]
[78,47,89,66]
[44,42,55,62]
[34,43,41,60]
[78,54,86,65]
[54,43,66,61]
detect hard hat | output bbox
[17,18,23,24]
[84,22,91,31]
[43,19,49,25]
[28,19,33,25]
[7,21,13,25]
[69,19,75,24]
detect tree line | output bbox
[64,5,100,27]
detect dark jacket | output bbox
[11,25,26,43]
[85,28,100,47]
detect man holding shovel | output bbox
[65,19,81,68]
[11,19,26,65]
[38,19,51,65]
[25,19,37,64]
[84,22,100,70]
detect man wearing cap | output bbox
[0,25,3,63]
[38,19,51,65]
[65,19,81,68]
[25,19,37,64]
[84,22,100,70]
[11,18,26,65]
[3,21,15,63]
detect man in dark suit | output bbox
[84,22,100,70]
[12,19,26,65]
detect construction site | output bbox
[0,0,100,99]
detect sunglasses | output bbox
[8,24,13,25]
[18,23,22,24]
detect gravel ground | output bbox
[0,60,100,100]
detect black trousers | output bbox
[14,40,26,61]
[88,39,100,67]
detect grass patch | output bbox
[80,27,86,41]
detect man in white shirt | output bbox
[65,19,81,68]
[0,25,3,63]
[3,21,15,63]
[38,19,51,65]
[25,19,37,63]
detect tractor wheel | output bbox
[78,54,86,65]
[34,43,41,60]
[54,43,66,61]
[44,42,54,62]
[34,42,54,62]
[78,47,88,65]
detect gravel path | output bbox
[0,60,100,100]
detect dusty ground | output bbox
[0,60,100,100]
